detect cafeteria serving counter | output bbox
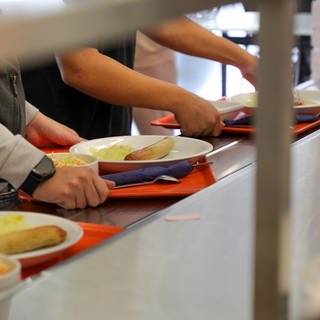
[14,133,257,227]
[8,127,320,319]
[0,0,314,317]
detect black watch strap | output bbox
[20,156,56,196]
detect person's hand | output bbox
[172,94,223,137]
[32,167,115,209]
[26,112,86,147]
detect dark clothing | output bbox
[296,0,312,83]
[21,34,136,140]
[296,0,312,12]
[0,61,26,136]
[244,0,312,12]
[0,59,28,203]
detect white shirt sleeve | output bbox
[0,123,44,189]
[25,100,39,125]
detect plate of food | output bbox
[70,135,213,173]
[0,212,83,268]
[227,89,320,115]
[210,99,244,115]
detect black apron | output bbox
[21,34,136,140]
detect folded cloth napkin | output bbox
[224,113,320,127]
[101,161,194,186]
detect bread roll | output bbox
[125,137,175,160]
[0,225,67,254]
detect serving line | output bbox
[9,126,320,320]
[12,75,320,224]
[13,121,319,228]
[12,134,253,226]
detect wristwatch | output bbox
[20,156,56,196]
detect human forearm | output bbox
[57,48,223,137]
[146,17,257,78]
[57,48,195,112]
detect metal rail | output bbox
[255,1,294,318]
[0,0,235,66]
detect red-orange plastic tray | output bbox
[21,148,216,200]
[108,162,216,198]
[22,222,124,279]
[151,113,320,135]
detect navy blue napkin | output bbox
[224,113,320,127]
[102,161,194,186]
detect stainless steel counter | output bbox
[12,162,256,320]
[9,128,320,320]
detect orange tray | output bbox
[40,146,71,153]
[22,222,124,279]
[108,162,216,198]
[21,148,216,200]
[20,163,216,201]
[151,113,320,135]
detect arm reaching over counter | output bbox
[55,17,257,137]
[56,48,223,137]
[26,16,258,138]
[145,16,257,87]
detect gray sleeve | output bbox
[0,123,45,189]
[25,100,39,125]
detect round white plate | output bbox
[70,135,213,173]
[228,90,320,113]
[210,100,244,115]
[0,211,83,268]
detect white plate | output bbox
[0,211,83,268]
[226,90,320,115]
[210,99,244,115]
[70,135,213,173]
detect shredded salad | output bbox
[50,154,87,168]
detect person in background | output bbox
[295,0,312,83]
[133,31,177,135]
[22,16,257,139]
[0,59,114,210]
